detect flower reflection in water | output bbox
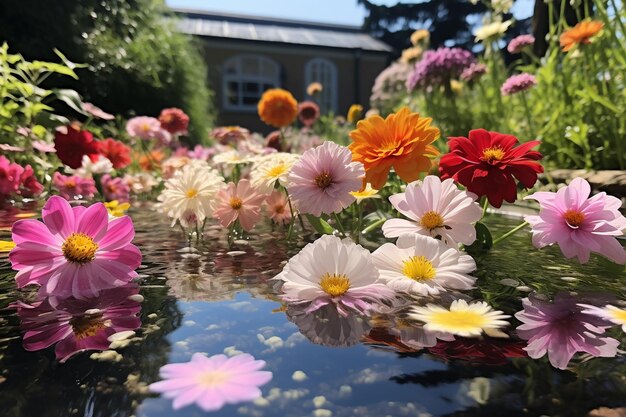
[13,284,142,362]
[427,337,528,366]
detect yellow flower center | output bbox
[315,171,333,189]
[482,147,505,162]
[266,164,288,179]
[197,371,230,387]
[186,188,198,199]
[230,197,243,210]
[420,211,444,230]
[563,209,585,228]
[141,123,151,132]
[70,314,106,339]
[402,256,436,281]
[609,308,626,324]
[319,273,350,297]
[428,310,487,332]
[62,233,98,264]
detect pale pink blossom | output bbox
[287,141,364,216]
[32,140,57,153]
[52,172,96,201]
[82,102,115,120]
[525,177,626,264]
[126,116,162,140]
[265,190,294,225]
[213,180,266,231]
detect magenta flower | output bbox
[501,73,537,95]
[19,165,44,198]
[287,141,364,217]
[126,116,162,140]
[213,180,266,231]
[524,177,626,264]
[507,34,535,54]
[101,174,131,203]
[515,293,619,370]
[460,63,487,82]
[9,196,142,299]
[52,172,96,201]
[0,155,23,198]
[149,353,272,412]
[14,285,142,362]
[407,47,475,90]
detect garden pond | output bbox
[1,205,625,417]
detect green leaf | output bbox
[475,222,493,249]
[53,89,87,115]
[53,49,87,71]
[305,214,334,235]
[576,89,621,114]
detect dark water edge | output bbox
[0,205,625,417]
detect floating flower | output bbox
[158,163,224,227]
[524,177,626,264]
[560,20,603,52]
[287,141,364,216]
[298,101,320,127]
[515,293,619,369]
[104,200,130,218]
[101,174,131,203]
[213,180,266,231]
[53,126,101,169]
[275,235,395,316]
[350,183,380,203]
[250,153,300,194]
[9,196,142,298]
[149,353,272,412]
[409,299,510,337]
[98,138,131,169]
[82,102,114,120]
[440,129,543,208]
[306,82,323,96]
[383,176,482,247]
[211,126,250,145]
[159,107,189,135]
[52,172,96,201]
[507,34,535,54]
[258,88,298,128]
[126,116,162,140]
[347,104,364,123]
[349,107,439,189]
[406,48,475,90]
[474,20,513,42]
[501,73,537,95]
[580,304,626,332]
[410,29,429,45]
[265,190,293,225]
[14,285,142,362]
[371,234,476,297]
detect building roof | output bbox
[171,8,392,53]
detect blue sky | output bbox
[166,0,534,26]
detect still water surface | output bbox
[1,205,625,417]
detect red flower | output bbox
[98,138,131,169]
[19,165,44,197]
[427,337,528,365]
[439,129,543,207]
[158,107,189,135]
[54,126,100,169]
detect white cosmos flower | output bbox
[382,176,482,248]
[371,234,476,297]
[68,155,114,178]
[158,163,224,226]
[474,20,513,42]
[274,235,395,316]
[250,152,300,194]
[408,299,510,337]
[579,304,626,332]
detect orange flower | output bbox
[139,149,165,171]
[258,88,298,128]
[349,107,440,189]
[560,20,603,52]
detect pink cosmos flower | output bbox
[126,116,162,140]
[14,285,141,362]
[515,293,619,370]
[9,196,142,299]
[213,180,266,231]
[524,177,626,264]
[52,172,96,201]
[101,174,131,203]
[149,353,272,412]
[287,141,364,217]
[383,175,483,247]
[0,155,23,198]
[265,190,293,225]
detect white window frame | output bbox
[304,58,338,114]
[222,55,280,112]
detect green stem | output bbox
[520,91,536,139]
[356,203,364,243]
[481,197,489,220]
[362,217,386,234]
[332,212,347,237]
[284,188,296,240]
[493,221,529,246]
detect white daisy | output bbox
[250,152,300,194]
[371,233,476,297]
[579,304,626,332]
[213,149,254,165]
[408,299,510,337]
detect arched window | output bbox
[304,58,338,114]
[223,55,280,112]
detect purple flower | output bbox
[102,174,131,203]
[507,35,535,54]
[407,47,475,90]
[515,293,619,370]
[460,63,488,82]
[149,353,272,412]
[501,73,537,95]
